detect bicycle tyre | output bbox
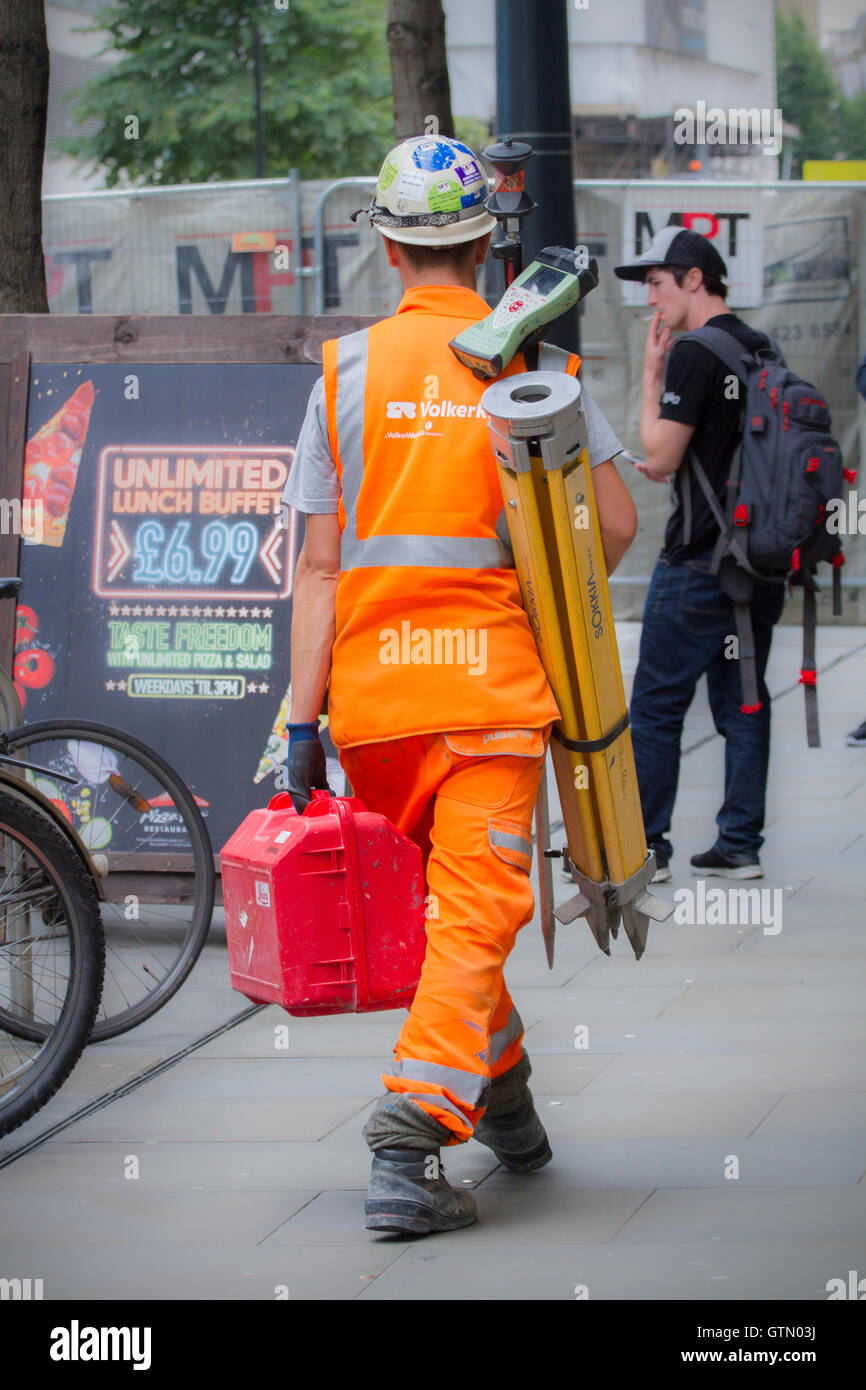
[0,787,104,1138]
[4,720,215,1041]
[0,666,23,733]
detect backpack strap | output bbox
[800,574,821,748]
[686,445,756,579]
[680,324,758,382]
[681,462,693,546]
[676,325,753,554]
[732,599,761,714]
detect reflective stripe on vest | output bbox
[335,330,513,573]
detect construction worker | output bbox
[282,135,637,1236]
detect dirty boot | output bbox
[473,1091,552,1172]
[365,1147,477,1235]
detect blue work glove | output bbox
[286,722,332,814]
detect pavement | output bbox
[2,621,865,1302]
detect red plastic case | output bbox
[220,790,428,1016]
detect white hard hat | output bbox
[360,135,497,247]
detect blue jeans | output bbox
[630,555,785,862]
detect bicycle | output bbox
[0,578,215,1041]
[0,775,105,1137]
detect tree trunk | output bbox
[0,0,50,312]
[386,0,454,140]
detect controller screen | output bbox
[520,264,568,297]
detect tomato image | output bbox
[14,647,55,689]
[15,605,38,648]
[50,798,73,824]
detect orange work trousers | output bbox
[339,725,551,1145]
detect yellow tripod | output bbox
[481,371,672,961]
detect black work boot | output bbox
[364,1147,477,1235]
[473,1091,552,1172]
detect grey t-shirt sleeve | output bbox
[281,376,340,515]
[537,342,623,467]
[579,379,624,469]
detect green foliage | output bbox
[839,91,866,160]
[56,0,394,186]
[453,115,492,155]
[775,10,842,171]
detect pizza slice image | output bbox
[254,689,292,784]
[22,379,95,547]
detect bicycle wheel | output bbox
[0,786,104,1138]
[3,721,215,1041]
[0,666,23,733]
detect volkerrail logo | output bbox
[385,398,486,422]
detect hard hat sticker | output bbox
[428,180,462,212]
[397,168,426,200]
[378,155,399,191]
[411,140,457,172]
[455,160,481,186]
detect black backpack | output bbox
[678,324,849,747]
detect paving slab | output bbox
[749,1091,866,1141]
[263,1185,654,1248]
[578,1049,865,1094]
[1,1239,406,1302]
[529,1091,781,1141]
[58,1095,369,1144]
[479,1137,866,1189]
[356,1240,864,1301]
[0,1188,318,1251]
[610,1186,866,1246]
[658,981,865,1021]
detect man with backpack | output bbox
[615,227,788,882]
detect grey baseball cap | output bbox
[614,226,728,282]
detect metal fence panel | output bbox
[42,177,866,617]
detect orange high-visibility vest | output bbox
[322,284,581,749]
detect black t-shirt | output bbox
[659,313,772,563]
